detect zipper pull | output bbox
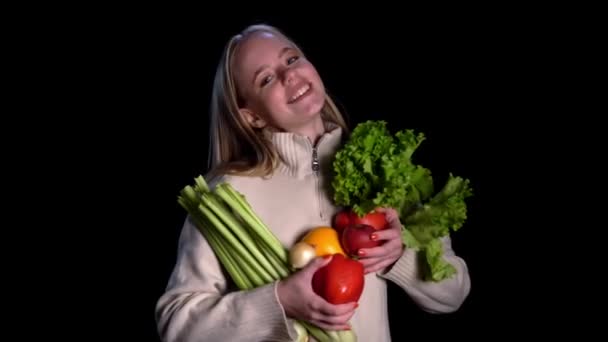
[312,147,320,173]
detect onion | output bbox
[289,242,317,269]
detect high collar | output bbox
[268,122,343,179]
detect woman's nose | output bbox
[283,68,296,84]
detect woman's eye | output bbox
[261,75,273,87]
[287,56,299,64]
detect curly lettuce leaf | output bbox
[402,174,472,280]
[332,120,473,282]
[424,239,456,281]
[403,174,473,243]
[332,121,432,217]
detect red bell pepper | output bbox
[312,254,364,304]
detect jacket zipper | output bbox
[311,146,320,173]
[311,144,323,219]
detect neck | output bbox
[293,116,326,145]
[269,122,343,178]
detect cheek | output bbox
[265,87,287,108]
[302,65,323,86]
[256,88,286,119]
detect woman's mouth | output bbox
[288,83,311,103]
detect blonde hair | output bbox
[206,24,349,179]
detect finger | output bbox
[370,227,401,242]
[363,258,395,274]
[362,248,403,273]
[309,320,351,331]
[363,260,384,274]
[365,258,397,273]
[312,307,357,326]
[316,300,358,316]
[303,255,333,276]
[359,239,402,258]
[376,208,402,231]
[358,245,386,258]
[363,262,390,274]
[374,207,398,219]
[358,257,382,272]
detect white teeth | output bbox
[290,84,310,102]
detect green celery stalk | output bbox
[300,322,331,342]
[198,203,272,285]
[216,184,289,262]
[179,192,255,289]
[205,224,253,290]
[193,175,210,193]
[187,203,260,288]
[203,185,290,279]
[336,329,357,341]
[181,183,276,285]
[255,238,289,278]
[216,185,291,279]
[202,193,282,280]
[178,185,200,211]
[180,178,358,341]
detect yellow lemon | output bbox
[301,227,346,257]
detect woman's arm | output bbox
[379,235,471,313]
[155,216,297,342]
[356,208,471,313]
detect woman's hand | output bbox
[277,255,357,331]
[357,207,404,274]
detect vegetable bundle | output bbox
[331,120,473,282]
[178,176,356,342]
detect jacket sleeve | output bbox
[379,235,471,313]
[155,216,297,342]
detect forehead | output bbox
[233,32,294,71]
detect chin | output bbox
[299,103,324,119]
[286,83,326,117]
[303,91,326,116]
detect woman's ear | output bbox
[239,108,267,128]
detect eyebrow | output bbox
[252,47,294,85]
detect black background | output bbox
[19,5,598,340]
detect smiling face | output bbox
[232,31,326,141]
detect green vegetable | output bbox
[178,176,356,341]
[331,120,473,282]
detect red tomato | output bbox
[312,254,364,304]
[352,211,388,230]
[342,224,381,257]
[333,210,353,235]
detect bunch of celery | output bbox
[178,176,356,342]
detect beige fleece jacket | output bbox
[155,124,471,342]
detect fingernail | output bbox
[357,249,366,256]
[370,233,378,241]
